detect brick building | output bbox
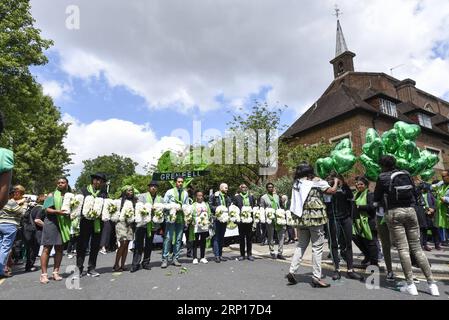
[278,19,449,180]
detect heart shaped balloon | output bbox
[394,121,421,141]
[334,138,352,151]
[420,150,439,169]
[366,138,384,163]
[420,169,436,181]
[316,157,334,179]
[410,157,428,176]
[365,128,380,144]
[333,151,357,174]
[359,154,381,181]
[396,140,420,162]
[381,129,400,154]
[395,157,411,171]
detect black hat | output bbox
[90,173,107,182]
[148,180,159,187]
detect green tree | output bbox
[0,1,71,193]
[279,138,334,176]
[75,154,138,195]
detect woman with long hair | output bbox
[40,177,72,284]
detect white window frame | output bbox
[380,99,398,117]
[425,146,444,170]
[418,113,432,129]
[329,132,352,144]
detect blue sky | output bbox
[28,0,449,185]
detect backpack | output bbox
[389,171,415,203]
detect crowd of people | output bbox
[1,111,449,298]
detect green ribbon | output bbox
[435,184,449,229]
[219,192,226,206]
[87,184,101,234]
[54,190,71,244]
[352,190,373,240]
[267,194,282,231]
[144,193,160,237]
[240,192,250,206]
[173,188,185,224]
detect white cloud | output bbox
[41,80,71,100]
[31,0,449,116]
[62,114,186,182]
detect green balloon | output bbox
[367,138,384,163]
[334,138,352,151]
[421,169,435,181]
[410,157,428,176]
[316,157,334,179]
[395,157,410,171]
[333,151,357,174]
[365,128,380,144]
[396,140,419,162]
[381,129,400,154]
[394,121,421,141]
[359,154,381,181]
[420,150,439,169]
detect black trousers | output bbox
[66,235,78,253]
[100,221,117,250]
[132,226,155,268]
[238,223,252,257]
[76,218,102,273]
[286,226,295,242]
[256,222,267,243]
[328,216,354,270]
[353,231,379,265]
[421,227,440,247]
[193,232,208,259]
[23,232,39,270]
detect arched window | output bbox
[338,62,344,74]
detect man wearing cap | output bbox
[76,173,108,277]
[131,180,164,272]
[161,176,189,268]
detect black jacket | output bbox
[327,184,353,220]
[209,192,232,214]
[233,194,256,209]
[373,170,417,210]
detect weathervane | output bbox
[334,4,342,20]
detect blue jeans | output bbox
[0,223,18,276]
[213,221,227,257]
[162,222,184,261]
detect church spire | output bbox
[335,19,348,57]
[330,6,356,78]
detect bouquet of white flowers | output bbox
[259,207,266,224]
[275,209,287,226]
[101,198,112,221]
[240,206,253,224]
[109,199,122,222]
[228,205,241,223]
[61,193,74,215]
[265,208,275,225]
[135,202,152,227]
[152,203,165,224]
[196,206,210,229]
[83,196,103,220]
[166,203,181,223]
[215,205,229,223]
[183,204,193,225]
[120,200,135,223]
[70,194,84,220]
[252,207,260,223]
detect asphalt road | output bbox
[1,247,449,300]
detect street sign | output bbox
[152,170,210,181]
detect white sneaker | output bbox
[68,254,74,259]
[428,283,440,296]
[400,283,418,296]
[386,272,395,282]
[192,259,199,265]
[200,258,208,264]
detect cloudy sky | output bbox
[29,0,449,184]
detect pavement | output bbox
[230,240,449,280]
[1,241,449,300]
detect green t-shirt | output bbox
[0,148,14,173]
